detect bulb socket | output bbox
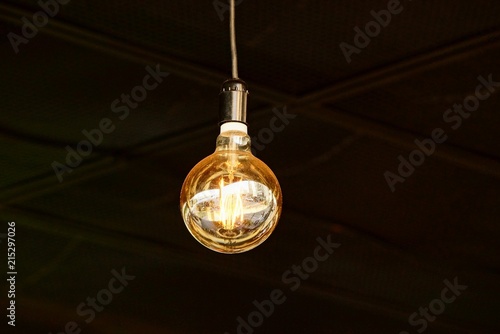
[219,78,248,125]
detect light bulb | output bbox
[180,79,282,253]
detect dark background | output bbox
[1,0,499,333]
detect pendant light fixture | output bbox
[179,0,282,254]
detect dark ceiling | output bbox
[1,0,500,333]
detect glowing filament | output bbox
[219,178,244,229]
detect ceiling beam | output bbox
[0,2,294,105]
[304,106,500,179]
[0,121,215,204]
[297,29,500,105]
[1,2,499,204]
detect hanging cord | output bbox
[230,0,239,78]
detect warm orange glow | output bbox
[218,178,244,229]
[180,133,282,253]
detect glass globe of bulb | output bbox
[180,125,282,254]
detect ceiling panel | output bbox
[1,0,499,333]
